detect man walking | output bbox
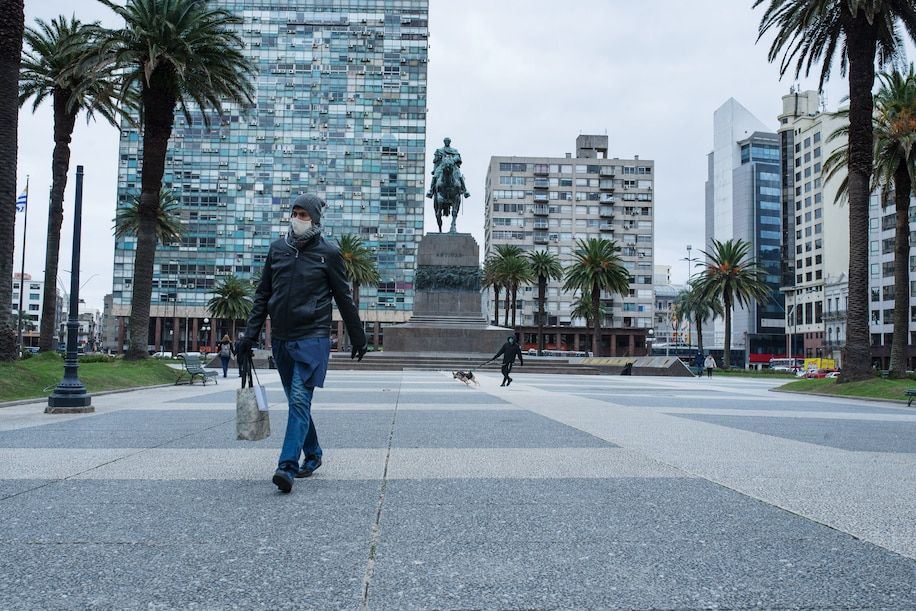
[238,194,367,493]
[493,335,524,387]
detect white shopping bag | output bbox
[252,366,269,412]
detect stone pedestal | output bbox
[384,233,511,354]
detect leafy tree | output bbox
[95,0,255,359]
[563,238,630,357]
[113,188,184,244]
[0,0,24,361]
[20,16,127,352]
[755,0,916,381]
[674,279,724,357]
[207,275,252,341]
[527,249,563,354]
[696,239,771,369]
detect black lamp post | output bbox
[47,166,93,413]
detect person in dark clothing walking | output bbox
[239,193,367,494]
[217,334,234,378]
[493,335,524,387]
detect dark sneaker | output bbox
[506,377,513,386]
[296,455,322,479]
[272,469,293,493]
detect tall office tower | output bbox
[777,90,848,362]
[868,193,915,369]
[705,99,785,364]
[485,135,654,356]
[110,1,429,353]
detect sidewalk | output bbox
[1,370,914,608]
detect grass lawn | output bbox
[713,369,797,379]
[0,353,180,403]
[777,376,916,403]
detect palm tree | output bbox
[824,67,916,377]
[20,16,127,353]
[696,239,771,370]
[563,238,630,357]
[95,0,255,359]
[527,250,563,354]
[570,292,606,329]
[674,279,724,357]
[207,276,253,341]
[0,0,24,361]
[492,244,524,327]
[113,188,184,244]
[503,255,533,329]
[755,0,916,381]
[338,235,380,308]
[482,256,502,327]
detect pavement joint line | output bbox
[361,372,402,610]
[0,414,235,504]
[771,386,916,408]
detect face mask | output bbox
[290,217,312,236]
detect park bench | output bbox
[906,389,916,407]
[176,353,219,386]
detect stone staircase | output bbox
[327,352,603,375]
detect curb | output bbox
[769,386,915,407]
[0,382,180,410]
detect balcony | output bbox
[533,204,549,216]
[533,219,549,230]
[822,309,847,322]
[599,166,615,177]
[599,180,615,191]
[533,231,549,244]
[533,164,549,176]
[533,178,549,189]
[533,192,549,203]
[599,222,614,232]
[599,206,614,218]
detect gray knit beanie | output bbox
[291,193,325,226]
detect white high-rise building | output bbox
[777,90,849,362]
[11,273,43,347]
[705,99,785,364]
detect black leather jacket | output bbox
[494,341,524,366]
[243,234,367,347]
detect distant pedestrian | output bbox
[493,335,524,387]
[704,354,717,378]
[218,334,235,378]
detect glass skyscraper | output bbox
[110,0,429,352]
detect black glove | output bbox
[236,337,254,361]
[351,343,368,362]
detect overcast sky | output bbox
[15,0,864,310]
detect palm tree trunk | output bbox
[839,10,878,382]
[537,276,546,355]
[230,319,236,343]
[493,285,500,326]
[591,285,601,357]
[503,286,510,327]
[38,92,77,352]
[0,0,24,361]
[722,293,732,370]
[695,316,704,356]
[888,162,911,377]
[126,77,177,360]
[510,284,517,328]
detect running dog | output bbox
[452,370,479,386]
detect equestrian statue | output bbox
[426,137,471,233]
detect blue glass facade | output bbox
[111,0,429,341]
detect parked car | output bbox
[825,371,841,379]
[152,351,174,359]
[806,368,838,379]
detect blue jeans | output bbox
[220,356,230,377]
[273,338,330,475]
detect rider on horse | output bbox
[427,137,470,200]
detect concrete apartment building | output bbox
[484,135,654,356]
[776,89,849,362]
[868,193,916,368]
[10,273,43,348]
[705,99,785,364]
[110,0,429,353]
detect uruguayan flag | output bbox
[15,188,27,213]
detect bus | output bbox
[769,357,805,372]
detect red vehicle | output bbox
[805,368,838,379]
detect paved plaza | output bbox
[1,369,915,609]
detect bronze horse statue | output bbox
[433,155,465,233]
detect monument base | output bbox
[384,232,512,354]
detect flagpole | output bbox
[16,175,28,353]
